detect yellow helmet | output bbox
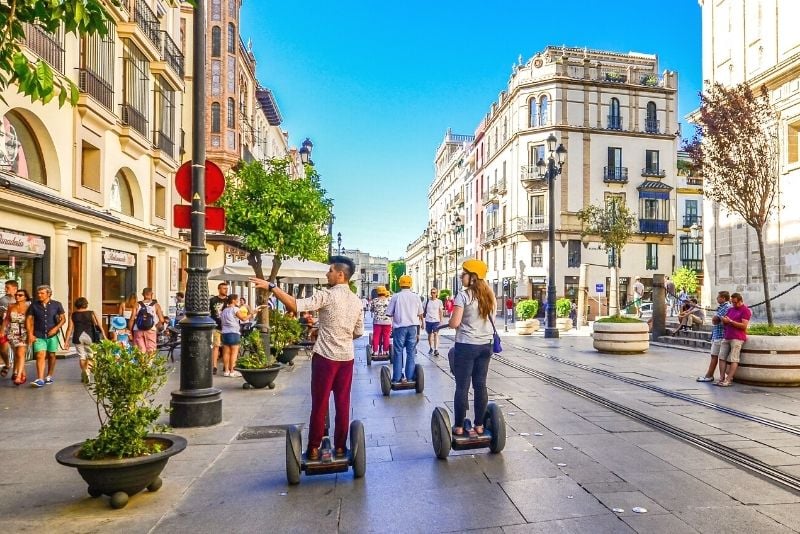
[462,258,488,280]
[398,275,413,288]
[376,286,388,296]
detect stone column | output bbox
[577,263,588,327]
[651,273,666,340]
[89,231,108,312]
[53,223,75,300]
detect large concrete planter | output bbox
[592,321,649,354]
[556,318,573,331]
[735,336,800,386]
[515,319,540,335]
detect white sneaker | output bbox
[229,370,241,377]
[223,371,231,377]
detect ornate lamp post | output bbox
[337,232,342,254]
[429,229,440,290]
[536,133,567,339]
[451,214,463,291]
[170,0,222,427]
[299,138,313,166]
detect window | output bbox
[530,144,544,165]
[645,150,660,173]
[211,26,221,57]
[643,198,659,219]
[80,142,100,191]
[227,97,235,128]
[110,172,134,216]
[646,243,658,270]
[503,117,507,140]
[211,102,221,133]
[789,121,800,164]
[211,59,221,96]
[154,183,165,220]
[227,23,235,54]
[608,97,621,130]
[154,76,175,157]
[529,98,539,127]
[502,246,506,269]
[539,95,549,125]
[80,22,115,110]
[607,147,623,180]
[121,41,149,137]
[567,240,581,268]
[2,112,46,184]
[529,194,545,224]
[645,101,658,133]
[531,241,543,266]
[680,236,703,272]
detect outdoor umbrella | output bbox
[208,254,328,284]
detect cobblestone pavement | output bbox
[1,327,800,533]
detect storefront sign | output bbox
[0,229,45,255]
[103,248,136,267]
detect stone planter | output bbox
[235,364,284,390]
[55,433,187,509]
[556,318,573,331]
[592,321,649,354]
[277,345,301,365]
[515,319,540,335]
[735,336,800,386]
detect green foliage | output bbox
[348,281,357,294]
[237,329,277,369]
[515,299,539,320]
[79,341,169,460]
[387,261,406,293]
[437,289,451,303]
[556,298,572,318]
[747,324,800,336]
[672,267,698,295]
[269,310,302,355]
[576,197,638,260]
[597,315,644,323]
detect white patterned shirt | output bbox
[296,284,364,361]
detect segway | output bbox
[366,332,393,366]
[285,412,366,484]
[430,403,506,459]
[379,363,424,396]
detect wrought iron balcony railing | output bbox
[78,68,113,110]
[639,219,669,235]
[132,0,162,52]
[603,166,628,183]
[681,259,703,273]
[161,31,184,78]
[682,214,702,228]
[607,114,622,130]
[641,167,666,177]
[121,104,149,138]
[154,130,175,159]
[644,118,660,134]
[23,23,64,73]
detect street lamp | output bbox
[337,232,342,255]
[451,214,463,291]
[429,229,440,290]
[299,137,313,165]
[170,0,222,427]
[536,133,567,339]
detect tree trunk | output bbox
[755,226,773,326]
[247,250,273,363]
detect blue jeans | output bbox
[392,325,418,382]
[453,342,492,428]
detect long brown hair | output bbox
[124,293,137,309]
[465,275,495,319]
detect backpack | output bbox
[135,301,156,331]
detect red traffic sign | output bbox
[175,160,225,204]
[173,205,226,232]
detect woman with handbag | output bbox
[3,288,31,385]
[64,297,106,383]
[445,259,497,437]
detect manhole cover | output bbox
[236,424,303,441]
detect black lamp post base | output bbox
[170,388,222,427]
[544,327,560,339]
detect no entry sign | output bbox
[175,160,225,204]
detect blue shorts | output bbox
[221,333,241,346]
[425,321,440,334]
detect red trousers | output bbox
[372,324,391,353]
[309,353,354,451]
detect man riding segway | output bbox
[386,275,423,385]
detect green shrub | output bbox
[438,289,451,303]
[556,298,572,318]
[237,329,277,369]
[597,316,644,324]
[515,299,539,320]
[672,266,699,295]
[747,324,800,336]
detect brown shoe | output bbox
[335,448,346,459]
[307,447,320,461]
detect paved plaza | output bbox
[2,326,800,533]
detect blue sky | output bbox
[240,1,702,260]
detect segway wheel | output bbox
[431,407,452,459]
[380,365,391,396]
[286,425,302,485]
[414,364,424,394]
[366,348,373,366]
[350,420,366,479]
[485,403,506,454]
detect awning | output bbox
[637,180,672,200]
[209,254,328,284]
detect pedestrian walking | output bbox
[220,294,249,377]
[128,288,166,354]
[716,292,751,387]
[386,275,424,383]
[64,297,106,383]
[25,285,65,387]
[505,297,514,322]
[173,291,186,325]
[109,316,131,349]
[664,276,677,316]
[445,259,495,437]
[0,279,18,378]
[633,276,644,317]
[445,296,454,317]
[423,288,444,356]
[697,291,732,383]
[569,300,577,328]
[209,282,229,374]
[370,286,392,355]
[249,255,364,460]
[3,288,29,385]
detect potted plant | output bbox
[730,324,800,386]
[555,297,573,331]
[271,310,303,365]
[605,71,626,83]
[515,299,540,335]
[640,74,658,86]
[235,329,284,389]
[55,341,186,509]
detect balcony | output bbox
[607,114,622,130]
[23,23,65,73]
[686,177,703,186]
[681,259,703,273]
[480,226,504,245]
[449,191,463,208]
[78,69,113,111]
[639,219,669,234]
[121,104,148,138]
[603,166,628,184]
[515,216,547,233]
[644,118,660,134]
[641,167,666,178]
[682,214,702,228]
[496,177,507,194]
[161,31,184,79]
[520,165,547,191]
[531,253,543,267]
[131,0,162,52]
[154,130,175,159]
[481,190,497,206]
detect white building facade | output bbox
[342,249,389,298]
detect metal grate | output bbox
[235,424,303,441]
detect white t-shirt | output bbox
[423,298,443,323]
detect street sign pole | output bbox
[170,0,222,428]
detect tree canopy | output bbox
[576,196,637,259]
[387,261,406,293]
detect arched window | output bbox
[211,26,221,57]
[211,102,221,133]
[539,95,549,125]
[110,172,134,216]
[227,23,235,54]
[227,97,235,128]
[2,112,45,184]
[645,101,658,133]
[609,98,621,130]
[529,98,539,127]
